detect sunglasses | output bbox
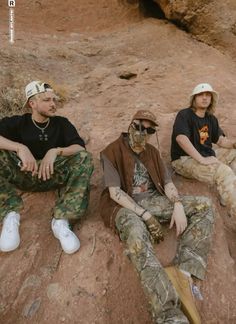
[133,122,156,134]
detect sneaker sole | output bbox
[0,239,20,252]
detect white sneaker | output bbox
[0,211,20,252]
[51,218,80,254]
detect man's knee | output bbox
[0,150,17,177]
[215,163,235,181]
[187,195,214,224]
[74,150,92,163]
[124,220,151,256]
[116,210,149,242]
[69,151,94,174]
[0,150,12,163]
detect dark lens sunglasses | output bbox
[133,122,156,134]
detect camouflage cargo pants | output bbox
[0,150,94,222]
[116,194,214,323]
[172,147,236,218]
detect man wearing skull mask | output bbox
[100,110,215,323]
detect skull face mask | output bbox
[128,121,149,154]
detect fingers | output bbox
[38,150,57,180]
[145,216,164,243]
[202,156,219,165]
[20,160,38,174]
[169,216,174,229]
[153,231,164,243]
[38,162,54,180]
[38,165,49,181]
[31,161,38,176]
[176,224,182,237]
[18,146,38,173]
[176,220,187,237]
[154,228,164,242]
[208,159,218,165]
[38,166,47,181]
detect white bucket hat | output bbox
[190,83,219,110]
[23,81,53,108]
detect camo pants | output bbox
[116,194,214,323]
[172,147,236,218]
[0,150,94,222]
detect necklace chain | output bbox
[31,116,50,134]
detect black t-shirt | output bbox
[0,113,85,160]
[171,107,223,161]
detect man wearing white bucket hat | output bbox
[171,83,236,218]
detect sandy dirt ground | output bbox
[1,1,236,323]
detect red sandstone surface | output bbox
[1,1,236,323]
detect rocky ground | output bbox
[1,1,236,323]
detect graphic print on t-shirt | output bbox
[199,125,209,144]
[132,160,155,195]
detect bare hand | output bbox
[38,148,58,181]
[169,202,187,237]
[17,144,38,175]
[199,156,219,165]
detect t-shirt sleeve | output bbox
[173,111,191,138]
[211,116,224,144]
[100,153,121,187]
[61,118,85,148]
[0,116,20,141]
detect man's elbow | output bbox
[216,135,226,147]
[176,134,187,145]
[109,187,119,200]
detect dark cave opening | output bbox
[138,0,166,19]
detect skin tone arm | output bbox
[176,134,219,165]
[109,186,152,221]
[0,135,84,180]
[217,135,235,149]
[0,135,23,152]
[0,135,38,174]
[164,182,187,236]
[110,184,187,236]
[38,144,85,181]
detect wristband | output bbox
[57,147,63,156]
[172,196,182,204]
[139,209,147,218]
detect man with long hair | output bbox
[171,83,236,218]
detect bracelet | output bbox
[139,209,147,218]
[57,147,63,156]
[172,196,182,204]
